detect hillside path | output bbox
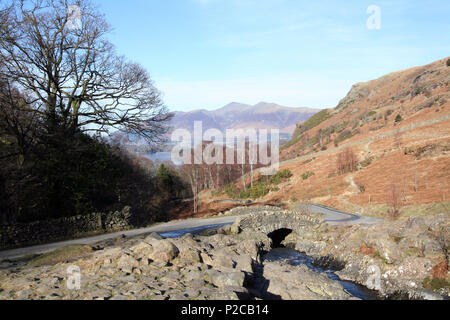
[279,113,450,167]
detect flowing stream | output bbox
[263,248,379,300]
[159,223,379,300]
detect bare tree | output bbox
[0,0,172,143]
[183,164,200,214]
[0,75,41,223]
[182,143,206,214]
[318,129,323,148]
[0,79,38,165]
[337,147,357,175]
[387,183,401,220]
[301,132,309,145]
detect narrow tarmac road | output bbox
[305,204,381,226]
[0,216,236,260]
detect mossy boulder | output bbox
[28,245,93,267]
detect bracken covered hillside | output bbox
[259,57,450,217]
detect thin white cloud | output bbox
[212,21,322,48]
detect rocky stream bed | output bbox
[0,206,448,300]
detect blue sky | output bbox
[94,0,450,112]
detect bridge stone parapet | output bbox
[235,206,323,235]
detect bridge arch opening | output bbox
[268,228,292,248]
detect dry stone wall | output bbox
[0,207,132,249]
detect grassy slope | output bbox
[270,57,450,217]
[222,57,450,218]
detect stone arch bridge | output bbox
[233,206,322,238]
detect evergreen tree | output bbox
[155,164,172,194]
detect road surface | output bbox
[0,204,380,260]
[0,216,236,260]
[304,204,381,226]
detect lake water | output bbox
[145,152,173,163]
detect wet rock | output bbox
[290,238,327,258]
[262,261,354,300]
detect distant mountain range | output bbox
[111,102,322,156]
[170,102,321,135]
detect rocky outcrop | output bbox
[146,239,180,265]
[336,82,370,110]
[280,214,449,299]
[262,261,355,300]
[0,228,261,300]
[0,213,358,301]
[1,205,448,300]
